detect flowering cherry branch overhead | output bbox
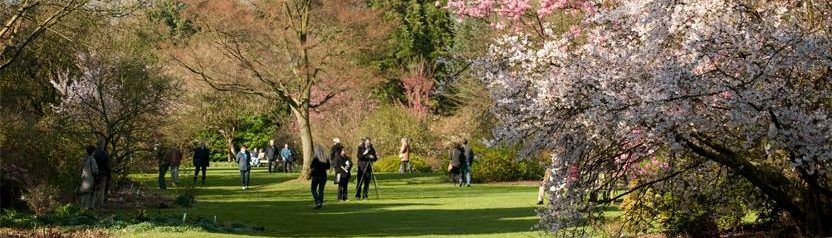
[447,0,832,235]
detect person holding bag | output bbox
[334,148,352,201]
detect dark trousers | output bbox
[284,161,293,173]
[267,160,276,173]
[355,162,371,198]
[311,176,326,206]
[158,164,169,189]
[450,167,463,187]
[193,165,207,183]
[240,169,250,187]
[337,173,350,201]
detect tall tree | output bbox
[173,0,387,179]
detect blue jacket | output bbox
[236,150,251,171]
[280,148,293,162]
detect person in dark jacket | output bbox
[93,139,111,208]
[448,142,464,187]
[236,145,252,190]
[334,148,352,201]
[154,143,169,190]
[265,140,277,173]
[193,142,210,184]
[329,138,344,165]
[355,138,377,200]
[462,139,475,187]
[309,144,330,209]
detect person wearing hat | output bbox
[355,137,377,200]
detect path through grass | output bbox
[124,166,543,237]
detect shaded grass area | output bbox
[124,166,543,237]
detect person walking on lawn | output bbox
[167,145,183,186]
[265,140,277,173]
[281,144,295,173]
[154,143,169,190]
[462,139,475,187]
[334,148,353,201]
[236,145,252,190]
[193,142,210,184]
[310,144,330,209]
[448,142,464,187]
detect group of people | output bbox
[448,139,475,187]
[154,141,212,189]
[233,140,296,190]
[306,137,379,209]
[79,141,111,209]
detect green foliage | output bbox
[470,144,544,182]
[375,155,433,173]
[359,105,433,156]
[236,115,277,150]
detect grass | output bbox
[122,165,544,237]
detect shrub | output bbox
[359,105,434,156]
[470,144,544,182]
[21,184,63,216]
[374,155,433,173]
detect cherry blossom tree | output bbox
[447,0,832,235]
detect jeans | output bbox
[240,170,250,187]
[158,164,168,189]
[170,166,179,184]
[284,161,293,173]
[399,161,411,173]
[194,166,207,183]
[311,176,326,206]
[464,167,472,186]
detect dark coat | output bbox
[462,145,474,167]
[193,147,210,167]
[93,147,111,177]
[330,143,344,165]
[449,147,463,168]
[334,155,352,175]
[265,146,276,161]
[310,157,330,178]
[357,144,377,162]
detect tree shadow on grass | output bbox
[172,200,539,237]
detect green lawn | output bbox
[122,165,544,237]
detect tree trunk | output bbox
[291,106,313,181]
[220,128,235,162]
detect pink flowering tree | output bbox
[446,0,832,235]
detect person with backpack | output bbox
[448,141,464,187]
[79,145,98,209]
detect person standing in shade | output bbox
[399,137,411,173]
[281,144,294,173]
[193,142,210,184]
[154,143,169,190]
[79,145,98,209]
[265,140,277,173]
[448,142,464,187]
[167,145,183,186]
[236,145,252,190]
[334,148,352,201]
[462,139,475,187]
[93,139,111,208]
[355,138,377,200]
[309,144,330,209]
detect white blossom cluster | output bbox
[472,0,832,233]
